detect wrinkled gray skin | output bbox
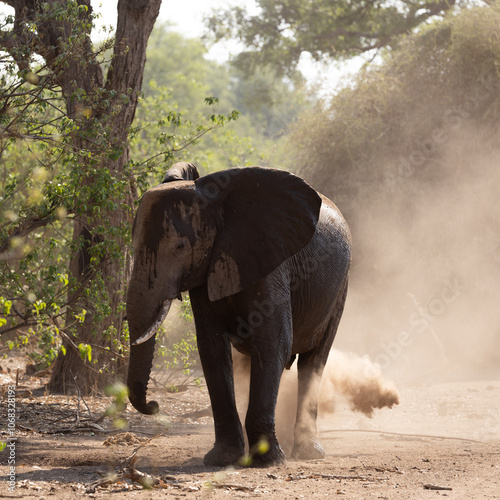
[126,162,351,467]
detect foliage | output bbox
[0,2,238,387]
[155,331,200,391]
[130,89,240,193]
[289,3,500,216]
[144,296,200,392]
[134,24,310,178]
[204,0,479,76]
[104,381,129,429]
[0,3,108,368]
[179,294,193,323]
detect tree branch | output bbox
[0,27,31,72]
[0,216,55,259]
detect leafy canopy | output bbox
[204,0,480,76]
[290,2,500,210]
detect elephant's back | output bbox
[317,194,351,250]
[303,195,351,282]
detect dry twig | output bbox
[424,483,453,491]
[208,482,256,492]
[322,428,488,445]
[286,473,389,482]
[85,456,160,494]
[45,422,106,434]
[85,430,168,493]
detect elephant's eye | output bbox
[176,242,186,251]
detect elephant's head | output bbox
[126,164,322,414]
[162,161,199,183]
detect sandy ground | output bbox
[0,356,499,499]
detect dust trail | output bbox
[233,348,399,450]
[318,349,399,417]
[334,138,500,384]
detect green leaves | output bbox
[1,298,12,316]
[74,309,87,324]
[130,82,243,194]
[0,298,12,328]
[205,0,462,76]
[104,382,129,429]
[78,343,92,362]
[156,325,200,391]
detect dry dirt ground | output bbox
[0,356,499,499]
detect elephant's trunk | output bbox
[126,296,173,415]
[127,337,160,415]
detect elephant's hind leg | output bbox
[291,279,348,459]
[291,347,329,459]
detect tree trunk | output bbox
[48,193,135,393]
[50,0,162,394]
[1,0,162,393]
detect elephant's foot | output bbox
[244,435,286,468]
[203,442,244,467]
[291,437,325,460]
[248,443,286,468]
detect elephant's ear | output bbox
[162,162,200,183]
[196,167,322,301]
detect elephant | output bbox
[126,162,351,467]
[161,161,199,183]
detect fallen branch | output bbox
[318,473,389,481]
[17,424,35,432]
[208,482,256,492]
[45,413,79,425]
[36,424,159,437]
[86,434,168,493]
[180,406,212,419]
[86,459,160,493]
[44,422,106,434]
[32,365,53,377]
[424,483,453,491]
[85,430,169,493]
[286,473,389,482]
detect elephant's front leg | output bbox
[244,308,292,467]
[190,287,245,466]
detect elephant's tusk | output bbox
[132,300,172,346]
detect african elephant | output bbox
[126,163,351,467]
[161,161,199,183]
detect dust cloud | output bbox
[274,350,400,449]
[336,131,500,385]
[232,348,400,449]
[317,350,399,417]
